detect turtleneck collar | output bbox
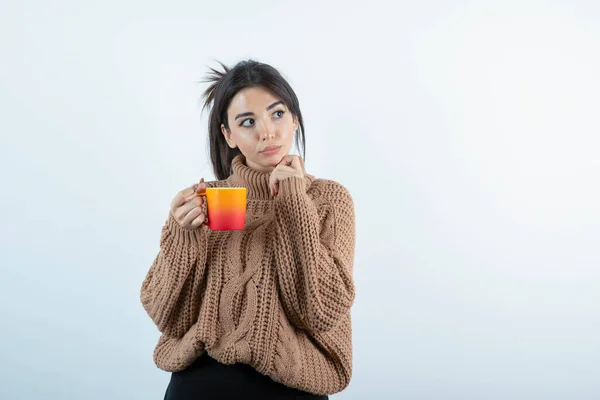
[226,154,315,200]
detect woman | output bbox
[141,59,356,399]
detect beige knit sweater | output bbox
[140,155,356,395]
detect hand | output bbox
[170,178,208,230]
[269,155,305,197]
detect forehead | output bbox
[228,86,283,111]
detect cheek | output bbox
[280,128,295,149]
[278,119,295,136]
[232,131,258,150]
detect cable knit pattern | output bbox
[140,155,356,395]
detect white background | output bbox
[1,0,599,399]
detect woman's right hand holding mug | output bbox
[170,178,208,230]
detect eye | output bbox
[240,118,255,127]
[273,110,286,119]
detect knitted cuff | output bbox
[276,176,307,198]
[165,212,206,247]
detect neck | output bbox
[244,158,276,174]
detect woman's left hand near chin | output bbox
[269,155,305,197]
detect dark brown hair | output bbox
[201,59,306,180]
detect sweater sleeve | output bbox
[273,177,356,333]
[140,212,208,337]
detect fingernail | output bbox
[197,178,205,194]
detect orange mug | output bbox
[200,187,247,231]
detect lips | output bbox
[260,145,282,154]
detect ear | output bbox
[221,123,237,148]
[292,115,299,133]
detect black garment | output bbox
[164,355,329,400]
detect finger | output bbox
[197,177,206,194]
[189,213,206,229]
[175,185,199,208]
[181,206,204,228]
[269,173,278,196]
[188,208,207,228]
[276,166,297,176]
[172,191,187,209]
[176,196,204,221]
[184,191,202,204]
[269,172,288,196]
[269,167,297,196]
[182,185,198,199]
[290,156,303,171]
[273,163,296,173]
[281,156,304,174]
[185,178,206,202]
[278,155,294,167]
[184,181,207,205]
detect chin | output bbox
[261,154,285,166]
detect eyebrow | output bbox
[234,101,285,120]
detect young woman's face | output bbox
[221,86,298,173]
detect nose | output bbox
[260,119,275,141]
